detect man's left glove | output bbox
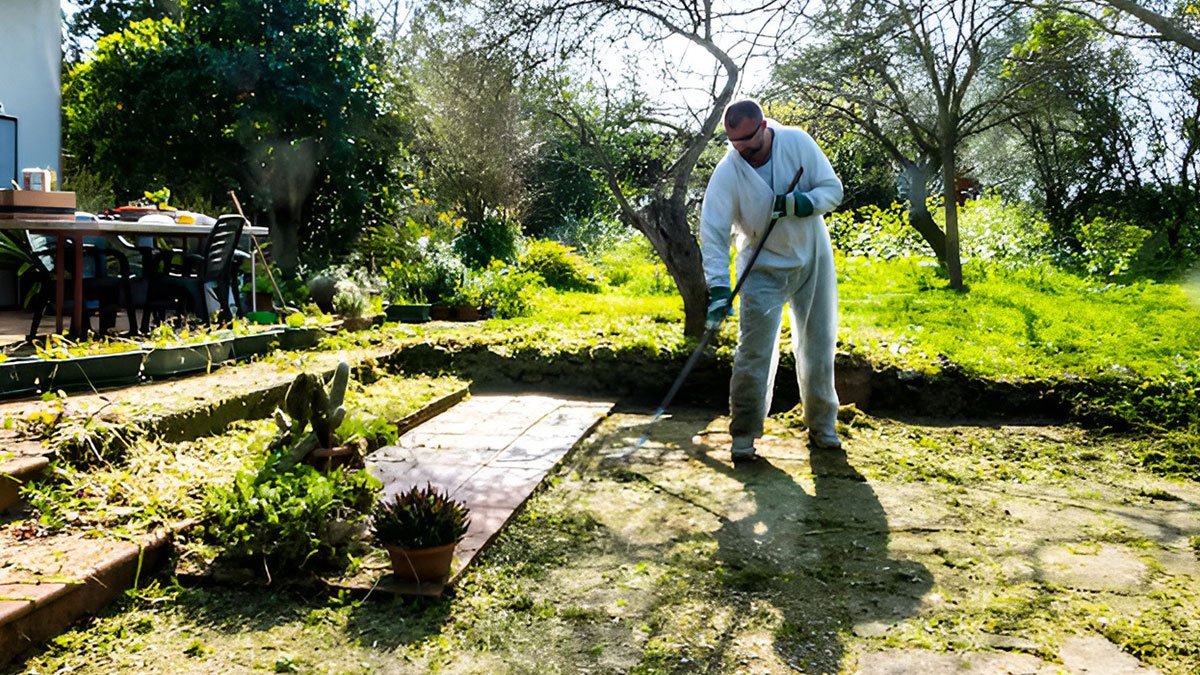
[706,286,733,329]
[771,190,815,219]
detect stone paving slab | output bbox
[349,393,614,596]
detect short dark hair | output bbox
[724,100,763,128]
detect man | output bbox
[699,99,844,462]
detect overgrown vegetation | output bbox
[199,450,381,576]
[14,372,465,545]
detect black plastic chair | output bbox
[146,215,246,327]
[20,232,139,339]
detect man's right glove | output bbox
[771,190,815,219]
[706,286,733,329]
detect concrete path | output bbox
[355,392,614,595]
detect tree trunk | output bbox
[900,159,947,263]
[269,208,299,274]
[940,148,963,290]
[639,194,708,337]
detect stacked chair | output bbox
[139,214,247,330]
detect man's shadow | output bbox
[688,434,933,673]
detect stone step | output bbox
[0,346,394,513]
[0,527,178,666]
[0,382,469,667]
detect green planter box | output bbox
[278,326,323,351]
[0,357,51,399]
[232,329,285,361]
[45,350,147,390]
[144,339,234,379]
[385,304,432,324]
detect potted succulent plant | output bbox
[333,279,384,331]
[371,483,470,585]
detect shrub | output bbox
[202,452,381,573]
[542,215,628,257]
[475,261,544,318]
[406,238,468,305]
[454,212,523,269]
[381,260,426,304]
[597,237,675,296]
[1077,214,1152,278]
[519,239,601,292]
[830,195,1052,266]
[953,194,1050,266]
[827,202,926,259]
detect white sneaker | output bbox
[731,443,758,462]
[809,431,842,450]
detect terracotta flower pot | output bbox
[384,542,457,584]
[453,305,481,321]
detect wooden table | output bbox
[0,219,269,337]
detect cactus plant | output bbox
[272,361,353,468]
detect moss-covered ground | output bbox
[15,406,1199,674]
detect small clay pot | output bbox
[453,305,481,321]
[384,542,457,583]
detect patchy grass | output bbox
[18,410,1200,673]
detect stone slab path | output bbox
[346,392,614,595]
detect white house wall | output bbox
[0,0,62,178]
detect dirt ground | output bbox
[12,406,1200,674]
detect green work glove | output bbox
[771,191,815,218]
[706,286,733,329]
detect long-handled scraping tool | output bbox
[617,165,806,458]
[229,191,300,315]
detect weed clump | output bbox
[200,450,380,578]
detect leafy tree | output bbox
[1003,11,1142,243]
[65,0,180,60]
[407,29,534,225]
[774,0,1050,289]
[521,126,611,240]
[474,0,794,335]
[63,0,403,272]
[1005,6,1200,264]
[765,101,898,210]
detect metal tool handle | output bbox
[229,190,298,314]
[621,164,806,457]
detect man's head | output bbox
[724,100,770,166]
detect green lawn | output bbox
[838,256,1200,380]
[503,256,1200,384]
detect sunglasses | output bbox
[728,121,764,143]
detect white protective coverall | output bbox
[699,119,844,448]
